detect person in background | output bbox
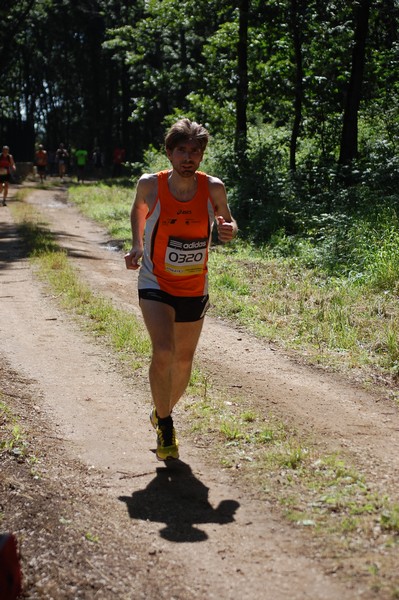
[112,144,125,177]
[0,146,16,206]
[75,147,88,183]
[124,118,238,461]
[55,143,68,181]
[35,144,48,183]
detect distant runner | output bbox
[56,143,69,181]
[35,144,48,183]
[75,148,88,183]
[0,146,16,206]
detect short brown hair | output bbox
[165,118,209,152]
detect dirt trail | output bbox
[1,185,399,599]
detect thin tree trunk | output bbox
[235,0,249,155]
[289,0,304,172]
[339,0,371,164]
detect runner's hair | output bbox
[165,118,209,152]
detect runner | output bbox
[124,118,238,460]
[35,144,48,183]
[74,147,88,183]
[0,146,16,206]
[55,143,69,181]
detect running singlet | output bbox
[0,155,11,176]
[35,150,47,166]
[138,170,216,297]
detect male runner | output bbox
[125,118,238,460]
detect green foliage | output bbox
[132,114,399,304]
[4,0,399,184]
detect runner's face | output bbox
[167,141,204,177]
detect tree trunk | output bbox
[289,0,304,172]
[235,0,249,155]
[339,0,371,164]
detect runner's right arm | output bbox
[125,175,154,270]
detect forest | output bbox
[1,0,399,254]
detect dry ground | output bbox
[1,183,399,599]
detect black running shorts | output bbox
[138,289,210,322]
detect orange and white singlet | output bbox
[138,170,216,297]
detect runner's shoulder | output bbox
[136,173,158,205]
[137,172,158,191]
[207,173,226,192]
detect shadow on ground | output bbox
[119,460,240,542]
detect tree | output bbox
[235,0,249,154]
[339,0,371,164]
[0,0,36,78]
[1,0,397,178]
[288,0,305,171]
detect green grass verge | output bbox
[68,182,399,389]
[208,242,399,381]
[67,182,133,242]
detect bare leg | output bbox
[2,182,8,203]
[140,299,204,418]
[169,319,204,410]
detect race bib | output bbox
[165,237,208,276]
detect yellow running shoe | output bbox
[156,416,179,461]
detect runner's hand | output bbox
[217,216,235,243]
[124,248,142,270]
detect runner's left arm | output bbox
[209,176,238,243]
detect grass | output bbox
[8,187,399,596]
[0,401,28,459]
[183,387,399,550]
[0,399,40,480]
[208,242,399,381]
[68,181,399,385]
[67,183,133,243]
[37,251,150,364]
